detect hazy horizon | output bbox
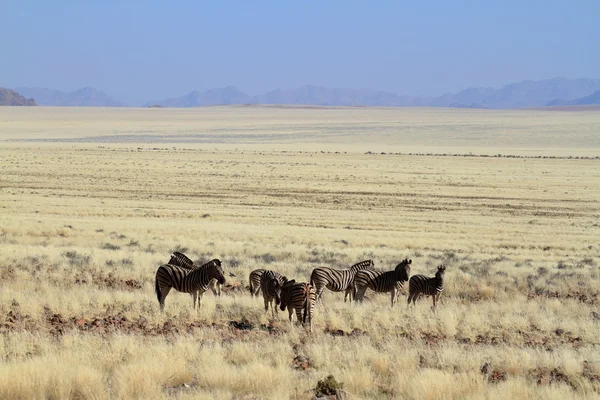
[2,1,599,105]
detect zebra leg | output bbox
[290,308,296,326]
[390,288,396,308]
[197,292,204,311]
[355,285,367,302]
[264,297,269,313]
[344,285,353,303]
[192,291,198,310]
[159,286,171,312]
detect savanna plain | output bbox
[0,106,599,399]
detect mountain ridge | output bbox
[13,77,600,109]
[15,87,127,107]
[0,88,37,106]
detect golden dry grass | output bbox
[0,107,599,399]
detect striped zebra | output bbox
[248,268,266,296]
[260,270,288,317]
[310,259,374,303]
[279,280,316,332]
[167,252,223,296]
[155,259,225,312]
[407,265,446,308]
[354,259,412,307]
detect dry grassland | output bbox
[0,106,599,399]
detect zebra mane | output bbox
[201,259,222,269]
[168,252,195,270]
[350,259,374,273]
[282,279,296,288]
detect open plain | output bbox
[0,106,599,399]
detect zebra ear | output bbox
[407,259,412,264]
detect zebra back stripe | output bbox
[155,259,225,311]
[249,268,266,295]
[354,259,412,293]
[310,259,374,298]
[408,265,446,298]
[280,281,316,331]
[168,251,195,270]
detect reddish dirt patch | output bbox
[292,355,312,370]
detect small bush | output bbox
[172,245,188,254]
[121,258,134,267]
[101,243,121,251]
[315,375,344,397]
[259,253,276,264]
[62,251,91,267]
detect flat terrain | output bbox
[0,107,599,399]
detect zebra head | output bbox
[208,259,226,284]
[395,258,412,282]
[435,265,446,281]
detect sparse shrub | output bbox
[226,257,242,268]
[315,375,344,397]
[556,260,569,270]
[121,258,134,267]
[580,257,596,266]
[126,239,139,247]
[172,245,188,254]
[62,251,91,267]
[143,245,156,254]
[258,253,276,264]
[101,243,121,251]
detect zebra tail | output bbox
[248,281,254,294]
[302,297,308,324]
[155,276,161,303]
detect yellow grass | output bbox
[0,106,599,399]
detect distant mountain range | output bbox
[7,77,600,108]
[145,78,600,109]
[546,90,600,107]
[0,88,36,106]
[14,86,126,107]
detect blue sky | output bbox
[1,0,598,105]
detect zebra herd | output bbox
[154,252,447,331]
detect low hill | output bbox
[547,90,600,106]
[143,86,252,107]
[432,78,600,109]
[15,87,126,107]
[0,88,36,106]
[147,85,431,108]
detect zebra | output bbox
[407,265,446,309]
[279,280,316,332]
[248,268,266,296]
[155,259,225,312]
[166,252,224,296]
[353,258,412,307]
[260,270,288,318]
[309,259,374,303]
